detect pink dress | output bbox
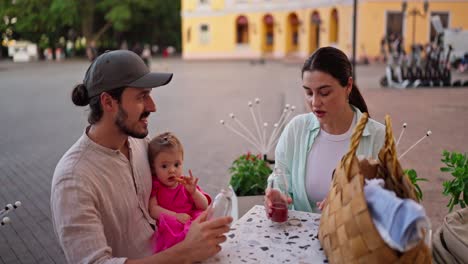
[151,179,211,253]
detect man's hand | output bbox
[125,209,233,264]
[179,209,233,262]
[176,213,191,224]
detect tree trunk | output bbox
[93,22,112,43]
[81,0,95,45]
[80,0,112,45]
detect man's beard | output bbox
[115,105,150,139]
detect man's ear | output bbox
[100,92,118,113]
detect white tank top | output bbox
[305,113,356,206]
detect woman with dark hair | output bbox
[265,47,385,214]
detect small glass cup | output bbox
[270,200,288,223]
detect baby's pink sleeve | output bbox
[151,180,160,198]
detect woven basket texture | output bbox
[318,114,431,264]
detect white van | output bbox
[8,41,38,62]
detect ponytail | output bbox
[349,84,369,115]
[71,83,102,124]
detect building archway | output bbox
[262,14,274,53]
[329,8,339,44]
[236,15,249,45]
[286,12,299,54]
[309,11,321,54]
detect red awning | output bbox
[263,14,274,25]
[236,16,248,25]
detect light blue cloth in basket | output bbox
[364,179,430,252]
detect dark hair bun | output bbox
[71,84,90,106]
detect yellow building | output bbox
[181,0,468,60]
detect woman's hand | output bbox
[264,187,292,218]
[176,213,191,224]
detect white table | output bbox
[204,205,328,263]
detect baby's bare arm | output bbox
[191,189,209,210]
[149,196,177,219]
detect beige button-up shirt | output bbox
[51,130,155,264]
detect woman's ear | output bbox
[347,77,353,96]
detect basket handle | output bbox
[382,115,400,180]
[343,112,369,180]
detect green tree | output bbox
[0,0,69,46]
[0,0,181,50]
[149,0,181,51]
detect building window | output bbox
[430,12,449,43]
[199,24,210,45]
[386,12,403,39]
[288,13,299,47]
[264,14,274,46]
[310,11,322,52]
[236,15,249,44]
[329,8,339,43]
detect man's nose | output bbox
[146,96,156,112]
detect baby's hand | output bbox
[184,169,199,195]
[176,213,191,224]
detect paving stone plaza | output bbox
[1,58,467,263]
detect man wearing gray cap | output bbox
[51,50,232,264]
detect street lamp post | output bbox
[402,0,429,47]
[352,0,357,80]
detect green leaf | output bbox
[404,168,427,201]
[415,184,423,200]
[440,150,468,212]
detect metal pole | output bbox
[352,0,358,81]
[412,11,416,47]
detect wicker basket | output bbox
[318,113,431,264]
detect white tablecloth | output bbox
[204,205,327,263]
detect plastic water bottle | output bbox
[208,188,232,220]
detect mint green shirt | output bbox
[271,106,385,212]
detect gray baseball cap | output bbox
[83,50,173,98]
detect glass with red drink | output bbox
[270,201,288,223]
